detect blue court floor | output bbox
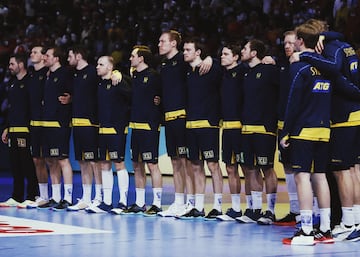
[0,171,360,257]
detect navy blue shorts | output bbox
[222,129,242,165]
[289,139,329,173]
[98,126,127,162]
[239,133,276,168]
[164,118,187,158]
[131,129,160,163]
[42,127,71,158]
[30,125,43,157]
[186,128,220,162]
[73,126,98,161]
[329,126,360,171]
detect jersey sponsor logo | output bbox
[312,80,330,92]
[109,151,118,159]
[84,151,95,160]
[310,66,321,76]
[256,72,262,79]
[143,77,149,83]
[257,156,268,165]
[343,47,356,57]
[232,72,237,78]
[203,150,215,159]
[142,152,152,161]
[50,148,59,156]
[17,138,27,148]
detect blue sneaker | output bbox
[86,202,113,213]
[346,225,360,242]
[217,208,242,221]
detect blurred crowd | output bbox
[0,0,359,89]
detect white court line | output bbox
[0,215,112,237]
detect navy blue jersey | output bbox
[72,65,99,125]
[160,52,187,119]
[241,63,279,135]
[98,76,131,128]
[130,68,162,130]
[5,74,31,128]
[42,66,72,126]
[277,58,291,129]
[221,63,247,126]
[27,66,47,121]
[185,62,222,128]
[281,61,331,141]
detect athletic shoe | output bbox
[216,208,242,221]
[26,197,48,209]
[236,208,262,223]
[314,228,335,244]
[86,202,113,213]
[143,205,162,217]
[205,209,222,220]
[346,224,360,242]
[122,204,146,214]
[17,200,35,209]
[274,212,299,226]
[110,203,127,215]
[332,223,356,241]
[0,198,20,207]
[282,229,315,245]
[37,199,58,210]
[175,203,194,217]
[67,199,89,211]
[176,208,205,220]
[52,199,72,212]
[158,203,185,217]
[257,210,275,225]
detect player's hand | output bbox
[289,52,300,64]
[198,56,212,75]
[280,138,289,149]
[1,129,8,144]
[262,56,276,65]
[315,35,325,54]
[58,93,71,104]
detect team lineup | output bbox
[1,18,360,246]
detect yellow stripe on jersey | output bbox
[99,127,117,134]
[222,121,242,129]
[9,127,29,133]
[290,127,330,142]
[186,120,220,129]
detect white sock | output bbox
[39,183,48,200]
[94,184,102,202]
[300,209,313,235]
[266,193,276,214]
[186,194,195,207]
[342,207,355,227]
[152,188,162,208]
[195,194,205,211]
[135,188,145,207]
[52,184,61,203]
[231,194,241,212]
[213,193,222,212]
[289,193,300,214]
[285,173,299,214]
[251,191,262,210]
[353,205,360,225]
[63,184,73,204]
[116,169,129,205]
[82,184,92,203]
[102,169,113,205]
[313,197,320,217]
[246,195,252,209]
[319,208,331,232]
[174,193,185,205]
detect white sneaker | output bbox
[158,203,185,217]
[175,203,194,217]
[26,197,48,209]
[0,198,20,207]
[85,199,101,211]
[332,223,356,241]
[67,199,89,211]
[17,200,35,209]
